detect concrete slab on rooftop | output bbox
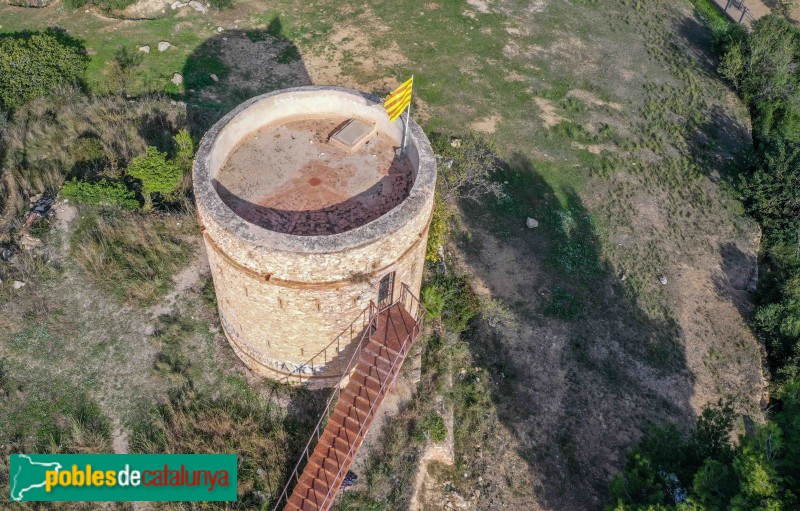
[330,117,376,153]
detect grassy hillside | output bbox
[0,0,768,509]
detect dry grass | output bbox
[132,385,293,509]
[70,209,193,305]
[0,88,186,241]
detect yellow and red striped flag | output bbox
[384,77,413,122]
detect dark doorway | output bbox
[377,272,395,309]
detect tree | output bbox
[773,380,800,494]
[172,129,195,174]
[730,424,785,511]
[744,140,800,242]
[126,147,182,210]
[430,133,505,204]
[0,30,88,111]
[691,459,738,511]
[720,15,800,146]
[694,401,735,462]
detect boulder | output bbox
[188,0,206,12]
[658,274,668,285]
[170,0,186,8]
[526,217,539,228]
[158,41,171,52]
[209,73,219,82]
[13,280,25,290]
[171,73,183,85]
[138,45,150,53]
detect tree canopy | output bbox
[0,30,88,111]
[126,147,182,210]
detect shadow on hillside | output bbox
[457,153,695,509]
[672,13,755,181]
[674,13,720,76]
[713,241,758,317]
[182,16,312,137]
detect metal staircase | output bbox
[273,284,423,511]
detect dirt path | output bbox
[409,367,454,511]
[148,238,209,319]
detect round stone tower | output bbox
[193,86,436,383]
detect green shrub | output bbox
[429,132,504,204]
[552,120,595,143]
[724,15,800,146]
[111,46,143,93]
[172,129,195,174]
[744,140,800,242]
[126,147,182,210]
[607,397,800,511]
[69,136,107,166]
[61,178,139,210]
[421,283,445,320]
[207,0,234,10]
[0,30,88,111]
[113,45,143,71]
[425,195,451,262]
[425,273,479,334]
[91,0,136,10]
[413,411,447,443]
[689,0,732,36]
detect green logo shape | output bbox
[9,454,237,502]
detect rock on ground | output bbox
[158,41,171,52]
[188,0,206,13]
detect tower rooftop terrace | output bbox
[216,115,413,236]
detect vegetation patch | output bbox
[61,178,139,210]
[132,385,291,507]
[0,30,88,111]
[70,210,192,305]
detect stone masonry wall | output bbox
[202,203,431,379]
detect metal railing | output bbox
[280,304,376,384]
[271,284,423,511]
[311,292,420,510]
[270,300,378,510]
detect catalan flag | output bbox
[384,77,413,122]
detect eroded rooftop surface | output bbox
[216,116,413,236]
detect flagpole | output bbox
[401,75,413,157]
